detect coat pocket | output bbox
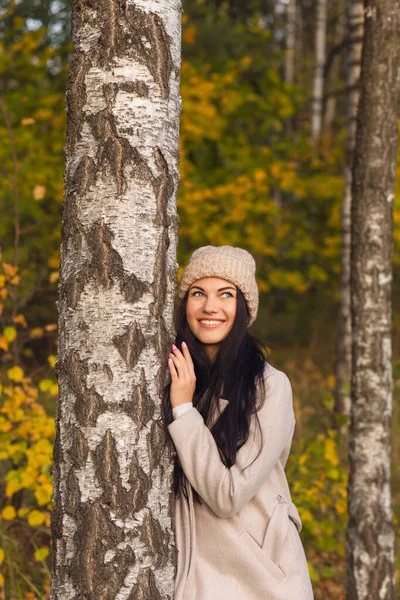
[237,494,297,583]
[239,529,287,582]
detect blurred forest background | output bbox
[0,0,399,598]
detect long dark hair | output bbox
[162,287,268,499]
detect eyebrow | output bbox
[190,285,236,292]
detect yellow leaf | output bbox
[33,185,46,201]
[34,547,49,561]
[7,366,24,382]
[21,117,35,125]
[30,328,44,339]
[298,508,313,523]
[1,505,16,520]
[0,337,9,351]
[27,510,45,527]
[35,484,53,507]
[0,573,3,586]
[13,314,28,327]
[183,25,197,45]
[6,479,22,497]
[49,271,59,283]
[17,508,29,517]
[47,355,57,368]
[39,379,53,392]
[44,324,57,332]
[2,263,17,277]
[3,327,16,342]
[324,438,339,466]
[0,548,4,564]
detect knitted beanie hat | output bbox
[178,245,259,325]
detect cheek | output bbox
[185,301,196,323]
[226,303,237,327]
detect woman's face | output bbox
[186,277,237,360]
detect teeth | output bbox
[200,320,223,325]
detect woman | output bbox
[163,245,314,600]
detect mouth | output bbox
[198,319,226,329]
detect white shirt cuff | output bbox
[172,403,193,420]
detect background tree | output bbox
[51,1,181,598]
[311,0,327,140]
[347,1,400,598]
[334,0,364,417]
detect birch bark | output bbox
[311,0,327,140]
[284,0,296,85]
[347,1,400,598]
[334,0,364,417]
[51,1,181,598]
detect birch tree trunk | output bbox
[51,1,181,598]
[323,3,345,132]
[311,0,327,140]
[347,1,400,598]
[284,0,296,85]
[334,0,364,417]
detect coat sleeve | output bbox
[167,369,295,518]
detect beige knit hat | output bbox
[178,245,259,325]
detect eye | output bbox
[221,291,234,298]
[191,290,204,297]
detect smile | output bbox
[198,320,225,328]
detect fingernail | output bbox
[169,353,174,357]
[182,341,187,347]
[172,344,177,349]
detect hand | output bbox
[168,342,196,408]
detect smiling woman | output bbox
[162,246,314,600]
[185,277,238,361]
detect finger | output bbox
[168,357,178,380]
[171,344,185,361]
[169,352,185,378]
[171,346,189,377]
[181,342,195,373]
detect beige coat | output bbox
[168,363,314,600]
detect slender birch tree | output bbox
[311,0,327,140]
[284,0,296,85]
[323,2,345,132]
[51,1,181,598]
[334,0,364,417]
[347,1,400,598]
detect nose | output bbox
[202,296,219,314]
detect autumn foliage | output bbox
[0,2,399,599]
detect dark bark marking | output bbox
[93,429,121,512]
[65,51,89,157]
[103,363,114,381]
[71,155,97,197]
[127,567,163,600]
[70,424,90,467]
[147,420,167,470]
[93,2,173,99]
[141,511,170,569]
[120,80,149,97]
[59,351,107,427]
[128,452,151,513]
[112,321,145,370]
[71,501,125,600]
[122,369,155,425]
[51,412,63,545]
[64,467,82,516]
